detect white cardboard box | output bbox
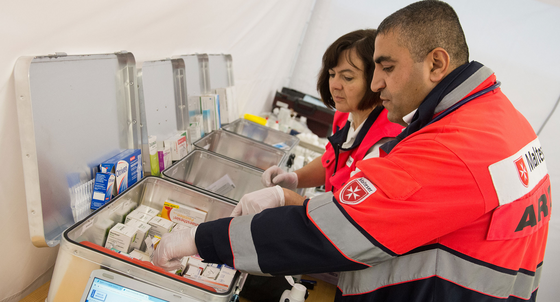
[125,210,156,224]
[125,219,152,251]
[161,200,207,228]
[135,205,160,217]
[148,216,176,237]
[105,223,137,253]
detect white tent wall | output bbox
[0,1,314,301]
[2,0,559,300]
[290,0,560,300]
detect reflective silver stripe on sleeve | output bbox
[307,192,394,265]
[339,247,540,299]
[437,249,541,299]
[338,248,437,295]
[435,66,494,114]
[229,214,265,275]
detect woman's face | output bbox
[329,49,368,113]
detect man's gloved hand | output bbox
[152,227,198,271]
[230,185,285,217]
[261,165,298,191]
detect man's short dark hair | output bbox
[377,0,469,66]
[317,29,382,110]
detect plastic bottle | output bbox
[279,283,307,302]
[300,116,308,128]
[272,120,280,130]
[268,107,280,127]
[278,107,292,132]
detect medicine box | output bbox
[160,200,207,228]
[148,216,176,237]
[173,257,190,276]
[200,95,221,134]
[148,136,160,177]
[157,141,172,172]
[108,198,136,224]
[90,172,116,210]
[172,223,191,233]
[202,263,221,280]
[215,265,236,287]
[166,133,187,161]
[125,219,152,251]
[152,235,161,249]
[125,210,155,225]
[90,218,116,246]
[99,149,143,194]
[143,235,161,260]
[129,249,151,261]
[135,205,160,217]
[105,223,137,253]
[184,255,207,277]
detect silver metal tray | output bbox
[222,118,299,152]
[162,149,265,203]
[193,129,288,171]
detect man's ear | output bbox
[428,48,450,83]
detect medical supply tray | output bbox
[162,149,265,203]
[49,176,242,302]
[222,118,300,152]
[193,129,289,171]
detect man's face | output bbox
[371,32,433,126]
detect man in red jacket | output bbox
[154,1,551,301]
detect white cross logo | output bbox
[519,165,528,181]
[345,186,362,200]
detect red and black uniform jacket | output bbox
[322,106,403,192]
[196,62,551,302]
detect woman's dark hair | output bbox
[317,29,381,110]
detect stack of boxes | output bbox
[92,196,236,292]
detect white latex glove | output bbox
[152,227,198,271]
[230,185,285,217]
[261,165,298,191]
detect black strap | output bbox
[327,106,384,176]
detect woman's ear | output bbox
[428,48,450,83]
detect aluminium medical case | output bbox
[222,118,300,153]
[162,149,265,203]
[193,129,289,171]
[50,176,242,302]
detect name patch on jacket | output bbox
[487,137,551,240]
[339,177,376,205]
[488,137,548,206]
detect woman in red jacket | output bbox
[232,29,403,216]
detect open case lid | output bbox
[207,54,234,90]
[138,58,189,175]
[14,52,142,247]
[175,54,210,97]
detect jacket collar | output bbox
[328,105,384,151]
[380,61,494,154]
